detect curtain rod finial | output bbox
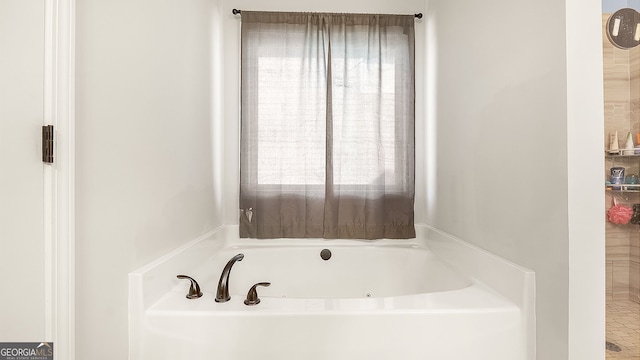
[233,9,241,15]
[414,13,423,19]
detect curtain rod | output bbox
[232,9,423,19]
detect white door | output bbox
[0,0,47,341]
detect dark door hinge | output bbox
[42,125,54,164]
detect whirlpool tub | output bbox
[129,225,535,360]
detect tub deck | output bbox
[129,225,535,360]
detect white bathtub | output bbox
[129,225,535,360]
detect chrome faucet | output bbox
[215,253,244,302]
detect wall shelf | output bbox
[606,152,640,191]
[606,188,640,193]
[606,152,640,157]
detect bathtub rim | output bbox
[129,224,535,312]
[129,224,536,360]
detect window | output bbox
[240,11,415,239]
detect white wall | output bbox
[75,0,223,358]
[425,0,604,359]
[566,0,606,358]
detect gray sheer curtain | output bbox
[240,11,415,239]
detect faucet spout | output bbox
[215,253,244,302]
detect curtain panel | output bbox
[240,11,415,239]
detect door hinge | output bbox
[42,125,54,164]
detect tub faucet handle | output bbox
[244,282,271,306]
[176,275,203,299]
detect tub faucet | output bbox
[215,253,244,302]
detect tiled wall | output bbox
[603,14,640,304]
